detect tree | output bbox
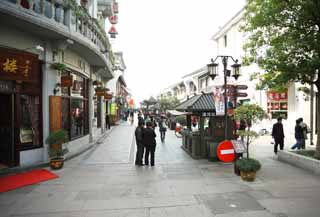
[242,0,320,158]
[141,96,157,109]
[158,96,180,112]
[234,104,267,158]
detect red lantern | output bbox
[108,25,118,38]
[108,15,118,24]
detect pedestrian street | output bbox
[1,122,320,217]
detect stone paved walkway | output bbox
[1,121,320,217]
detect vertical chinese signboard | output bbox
[0,47,39,83]
[267,90,288,119]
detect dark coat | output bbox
[272,122,284,141]
[135,127,144,145]
[143,127,156,146]
[295,125,304,139]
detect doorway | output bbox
[0,94,14,168]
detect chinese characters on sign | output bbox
[202,112,216,117]
[0,47,38,82]
[267,90,288,119]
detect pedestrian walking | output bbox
[271,117,285,154]
[158,116,167,143]
[150,116,157,130]
[143,121,157,166]
[105,113,111,130]
[298,117,310,149]
[291,119,304,150]
[135,120,145,166]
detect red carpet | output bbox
[0,169,59,192]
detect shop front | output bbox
[0,47,42,168]
[60,70,89,141]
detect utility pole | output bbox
[310,84,314,146]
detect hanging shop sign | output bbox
[61,75,73,87]
[0,47,39,82]
[95,88,106,96]
[110,103,117,115]
[104,93,113,100]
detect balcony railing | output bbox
[4,0,114,65]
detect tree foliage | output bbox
[242,0,320,158]
[158,96,180,112]
[242,0,320,89]
[234,104,267,158]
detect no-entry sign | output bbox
[217,140,235,162]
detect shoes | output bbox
[151,164,155,166]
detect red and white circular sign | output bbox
[217,140,235,162]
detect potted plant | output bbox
[51,62,66,72]
[45,129,68,170]
[234,104,267,181]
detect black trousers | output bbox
[145,145,156,166]
[135,143,144,165]
[160,130,166,142]
[274,139,284,154]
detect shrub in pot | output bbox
[235,158,261,181]
[234,104,267,181]
[45,129,68,170]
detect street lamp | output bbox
[207,56,241,139]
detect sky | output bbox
[112,0,246,104]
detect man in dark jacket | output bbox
[272,117,285,154]
[135,121,145,166]
[143,121,157,166]
[291,119,304,150]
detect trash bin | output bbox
[206,140,219,161]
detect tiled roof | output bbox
[175,93,216,113]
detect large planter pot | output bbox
[240,171,256,182]
[50,158,64,170]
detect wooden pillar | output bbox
[186,114,192,130]
[199,116,205,157]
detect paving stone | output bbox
[215,210,275,217]
[197,192,265,215]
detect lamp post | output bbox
[207,56,241,139]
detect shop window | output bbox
[71,98,84,139]
[61,71,88,141]
[19,95,41,147]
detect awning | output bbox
[167,110,190,116]
[175,93,216,113]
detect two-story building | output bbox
[211,7,317,134]
[0,0,118,169]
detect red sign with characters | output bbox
[217,140,235,163]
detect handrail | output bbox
[4,0,114,66]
